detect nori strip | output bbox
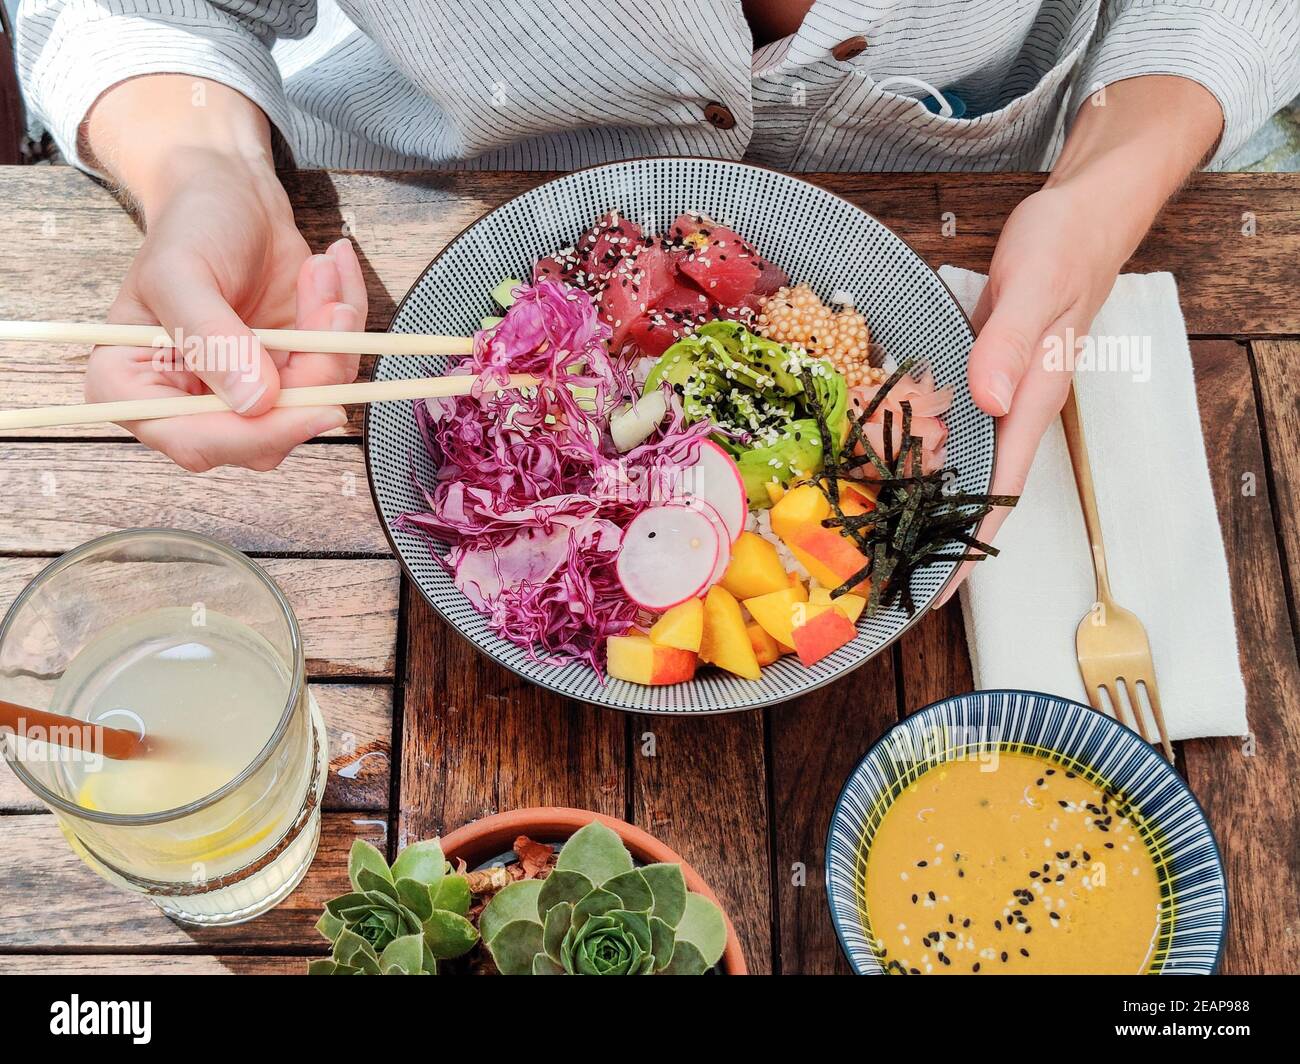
[808,361,1020,617]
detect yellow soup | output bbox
[863,753,1163,975]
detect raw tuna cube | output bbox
[628,313,688,357]
[578,211,644,279]
[670,217,763,306]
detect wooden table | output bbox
[0,168,1295,976]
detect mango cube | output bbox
[746,622,782,666]
[607,635,697,686]
[769,484,830,542]
[721,532,790,600]
[743,583,810,650]
[649,598,704,653]
[699,585,762,680]
[790,607,857,667]
[808,586,868,624]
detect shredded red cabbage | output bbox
[397,281,713,674]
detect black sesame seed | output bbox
[1020,948,1030,957]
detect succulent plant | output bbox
[309,838,478,975]
[480,821,728,975]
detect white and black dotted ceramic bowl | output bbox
[365,158,994,714]
[826,691,1228,974]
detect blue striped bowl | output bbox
[826,690,1228,975]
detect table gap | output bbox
[1246,341,1300,652]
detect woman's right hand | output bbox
[82,76,367,471]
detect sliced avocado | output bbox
[480,315,504,331]
[736,418,825,507]
[643,322,848,506]
[491,277,522,310]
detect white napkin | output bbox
[940,267,1248,740]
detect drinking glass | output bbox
[0,529,327,925]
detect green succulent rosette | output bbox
[481,821,728,975]
[309,838,478,975]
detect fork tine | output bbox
[1137,678,1175,763]
[1092,682,1118,722]
[1108,683,1135,731]
[1117,680,1153,743]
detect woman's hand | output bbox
[934,75,1224,606]
[931,183,1121,604]
[81,76,367,471]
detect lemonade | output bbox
[39,607,327,923]
[57,608,289,815]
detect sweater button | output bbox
[831,35,868,61]
[703,102,736,130]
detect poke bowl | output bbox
[366,158,997,714]
[826,690,1228,975]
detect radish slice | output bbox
[616,505,719,611]
[677,497,732,586]
[678,439,746,543]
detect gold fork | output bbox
[1060,386,1174,762]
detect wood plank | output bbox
[1250,340,1300,650]
[0,955,307,974]
[919,173,1300,337]
[318,684,394,811]
[0,442,387,554]
[898,604,975,714]
[630,711,772,974]
[0,682,391,813]
[256,559,399,677]
[398,591,624,848]
[768,654,898,974]
[0,170,1295,441]
[1181,339,1300,976]
[0,16,23,167]
[0,556,399,678]
[0,812,387,952]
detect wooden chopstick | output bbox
[0,374,542,431]
[0,320,474,357]
[1,696,145,761]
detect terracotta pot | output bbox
[441,807,747,975]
